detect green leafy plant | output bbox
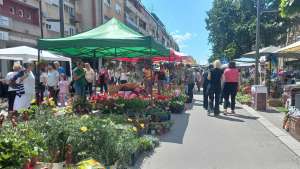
[236,92,252,105]
[0,124,47,168]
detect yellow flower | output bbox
[49,101,55,107]
[132,127,137,132]
[128,118,133,122]
[52,108,58,113]
[140,123,145,129]
[80,126,88,133]
[30,99,36,104]
[49,97,54,101]
[81,115,89,119]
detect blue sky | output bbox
[142,0,213,65]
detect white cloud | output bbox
[171,32,194,49]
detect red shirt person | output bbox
[222,61,240,114]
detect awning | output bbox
[275,41,300,58]
[241,46,280,58]
[0,46,71,62]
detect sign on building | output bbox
[0,15,9,28]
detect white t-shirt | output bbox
[23,71,35,94]
[40,72,48,85]
[5,71,17,91]
[120,72,129,81]
[48,70,59,87]
[85,69,95,83]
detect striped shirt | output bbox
[15,83,25,97]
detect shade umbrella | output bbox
[38,18,169,58]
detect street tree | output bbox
[206,0,292,61]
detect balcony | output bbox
[125,14,138,30]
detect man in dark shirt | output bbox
[202,64,213,110]
[208,61,223,115]
[185,64,195,103]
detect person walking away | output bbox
[39,67,48,101]
[157,65,166,95]
[73,61,87,98]
[143,65,153,96]
[185,64,195,103]
[195,69,203,92]
[84,63,95,97]
[208,60,223,115]
[98,67,109,93]
[54,61,66,75]
[5,63,21,113]
[13,63,35,112]
[120,69,129,84]
[58,74,70,107]
[202,65,213,110]
[48,64,59,104]
[115,69,121,85]
[223,61,240,115]
[165,68,170,84]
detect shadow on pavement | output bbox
[213,114,245,122]
[160,112,190,144]
[232,113,259,120]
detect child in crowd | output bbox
[58,74,69,107]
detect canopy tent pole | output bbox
[93,50,97,70]
[150,47,153,99]
[114,48,117,84]
[36,49,41,104]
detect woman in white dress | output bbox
[13,63,35,112]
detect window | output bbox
[104,0,111,7]
[25,12,31,20]
[17,9,24,17]
[104,15,110,23]
[139,19,146,30]
[69,27,74,35]
[115,3,121,15]
[9,7,15,15]
[46,24,51,30]
[64,4,74,16]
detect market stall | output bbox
[0,46,72,76]
[38,18,169,59]
[0,18,185,168]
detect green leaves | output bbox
[0,124,46,168]
[206,0,291,61]
[282,0,300,17]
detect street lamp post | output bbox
[255,0,261,85]
[59,0,64,37]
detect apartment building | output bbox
[124,0,179,51]
[0,0,77,74]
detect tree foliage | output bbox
[206,0,292,61]
[280,0,300,17]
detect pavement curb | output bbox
[241,104,300,157]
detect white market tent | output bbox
[234,57,256,63]
[0,46,72,62]
[241,46,280,58]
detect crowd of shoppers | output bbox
[201,60,240,116]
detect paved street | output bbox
[134,94,300,169]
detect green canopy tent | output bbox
[37,18,169,59]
